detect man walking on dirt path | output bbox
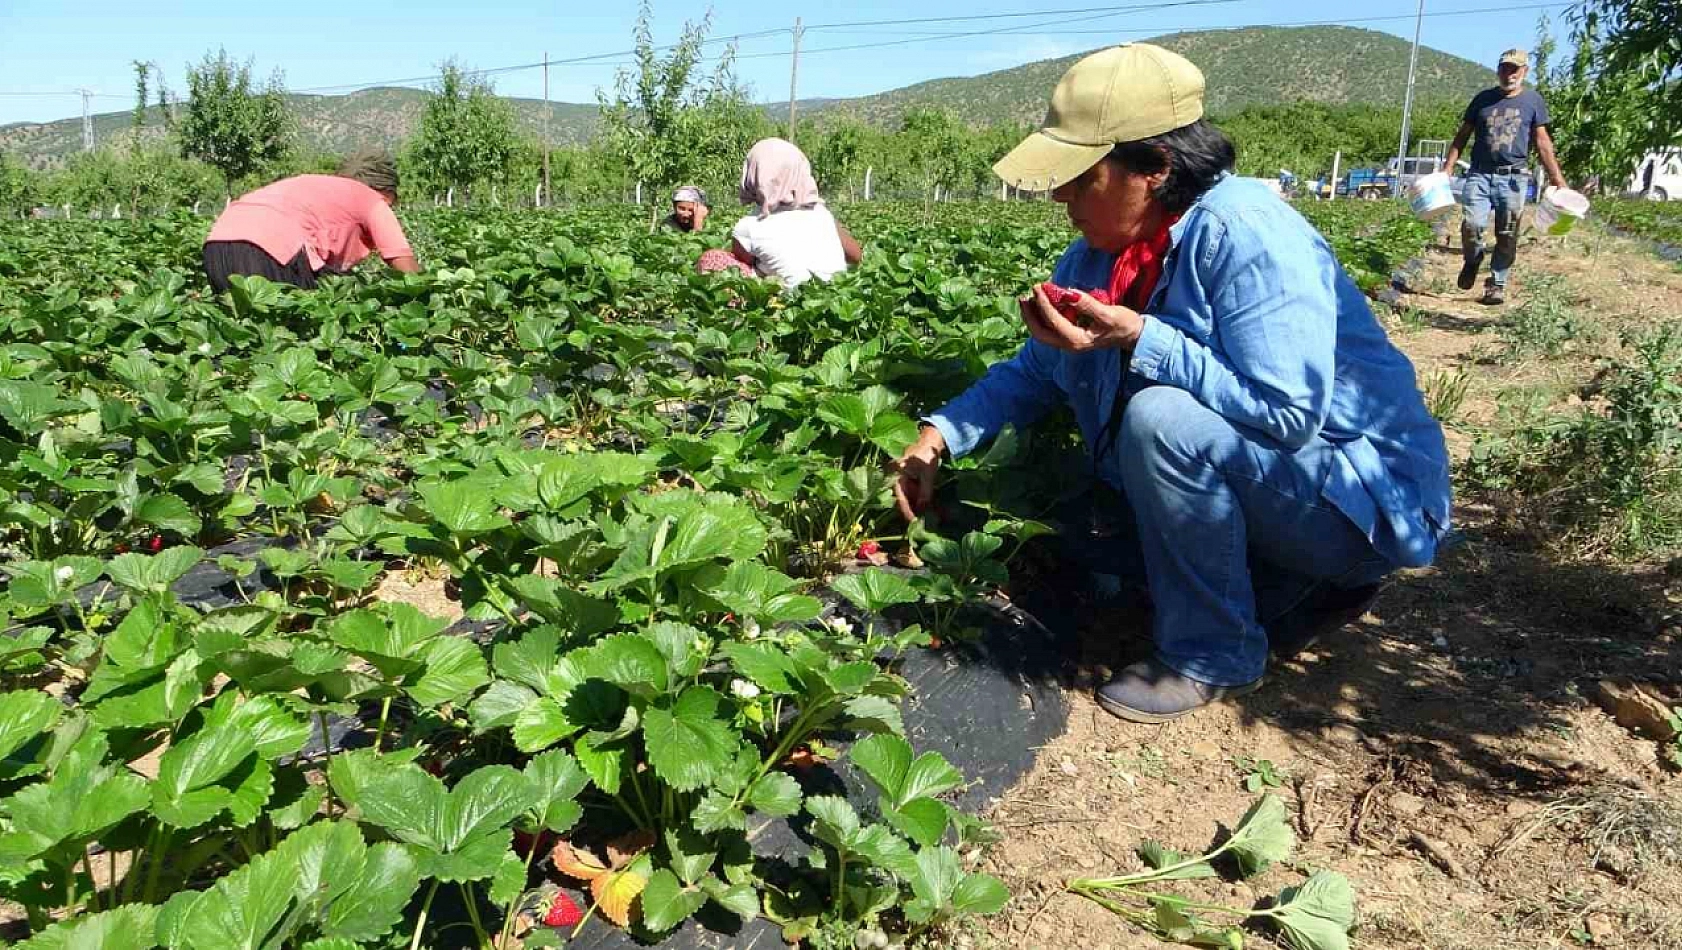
[1444,48,1568,306]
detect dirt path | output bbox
[978,221,1682,950]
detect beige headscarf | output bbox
[738,138,822,217]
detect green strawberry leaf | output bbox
[0,690,60,765]
[642,868,706,933]
[830,569,920,613]
[419,479,510,536]
[719,642,799,695]
[701,875,760,920]
[136,492,202,537]
[746,771,802,818]
[14,902,160,950]
[523,749,589,834]
[1225,795,1295,877]
[408,635,490,708]
[106,546,203,594]
[643,687,738,792]
[1271,871,1356,950]
[884,797,950,848]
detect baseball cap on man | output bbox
[1499,48,1529,67]
[993,43,1205,190]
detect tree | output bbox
[403,61,520,204]
[132,61,150,153]
[598,1,758,226]
[39,148,222,216]
[1574,0,1680,149]
[808,117,872,200]
[897,108,968,203]
[178,49,290,193]
[1534,9,1674,190]
[0,152,39,218]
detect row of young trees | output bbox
[4,3,1674,218]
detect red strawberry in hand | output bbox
[543,891,584,928]
[1037,282,1113,318]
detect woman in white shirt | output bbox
[726,138,863,286]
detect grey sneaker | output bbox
[1479,284,1506,306]
[1095,658,1263,724]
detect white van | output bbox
[1629,150,1682,201]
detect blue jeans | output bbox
[1460,171,1529,289]
[1093,387,1392,687]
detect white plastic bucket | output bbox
[1408,172,1456,220]
[1534,186,1590,235]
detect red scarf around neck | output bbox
[1107,215,1179,311]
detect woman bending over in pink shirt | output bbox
[202,149,421,293]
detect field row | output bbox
[0,201,1428,949]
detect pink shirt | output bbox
[206,175,412,273]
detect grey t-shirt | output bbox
[1465,87,1550,171]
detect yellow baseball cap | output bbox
[994,43,1205,191]
[1499,48,1529,67]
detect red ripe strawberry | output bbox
[857,540,881,559]
[1037,282,1113,317]
[146,534,164,553]
[543,891,584,928]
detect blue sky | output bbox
[0,0,1572,126]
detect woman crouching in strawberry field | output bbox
[893,44,1453,724]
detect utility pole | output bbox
[787,17,804,145]
[77,88,95,152]
[1394,0,1425,188]
[542,51,551,209]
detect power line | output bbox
[257,0,1249,95]
[288,25,794,95]
[736,0,1241,62]
[0,0,1575,107]
[970,1,1571,34]
[800,1,1241,31]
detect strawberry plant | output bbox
[0,198,1405,948]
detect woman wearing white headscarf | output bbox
[727,138,862,286]
[664,186,710,233]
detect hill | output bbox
[789,26,1494,128]
[0,88,600,170]
[1,26,1493,168]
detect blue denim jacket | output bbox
[927,175,1452,568]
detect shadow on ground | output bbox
[1231,516,1678,797]
[1002,508,1678,800]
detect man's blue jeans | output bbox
[1460,171,1529,289]
[1087,387,1392,687]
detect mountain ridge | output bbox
[1,26,1496,169]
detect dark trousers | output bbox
[202,241,318,294]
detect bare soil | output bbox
[977,221,1682,950]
